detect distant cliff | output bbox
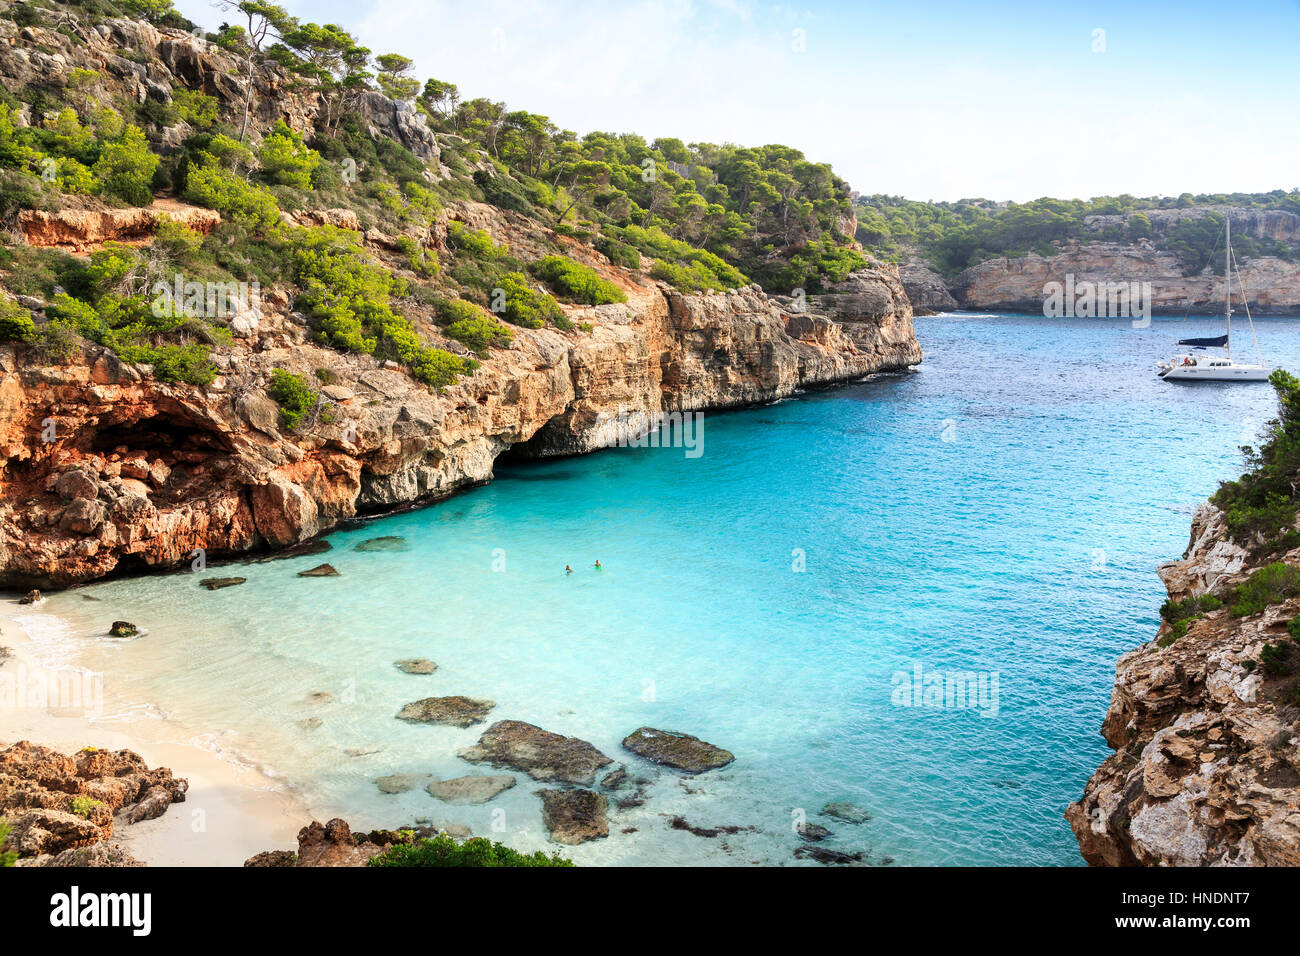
[953,237,1300,315]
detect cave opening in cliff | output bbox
[87,414,233,459]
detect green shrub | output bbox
[495,271,568,330]
[1156,593,1223,647]
[1260,639,1297,677]
[411,347,477,390]
[70,796,103,818]
[268,368,318,430]
[185,161,280,230]
[92,125,158,206]
[532,255,626,305]
[258,120,320,190]
[286,227,474,390]
[172,90,219,129]
[447,220,508,259]
[1213,370,1300,549]
[596,236,641,269]
[1231,562,1300,617]
[440,301,513,356]
[367,834,572,867]
[396,235,438,277]
[0,299,35,342]
[0,818,14,867]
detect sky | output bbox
[171,0,1300,203]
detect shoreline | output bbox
[1,613,308,866]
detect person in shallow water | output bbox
[565,565,573,574]
[594,560,602,569]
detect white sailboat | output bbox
[1157,216,1270,382]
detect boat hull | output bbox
[1158,365,1270,382]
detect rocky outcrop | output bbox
[953,242,1300,314]
[458,720,613,786]
[1066,504,1300,866]
[899,258,958,314]
[621,727,734,773]
[18,200,221,253]
[0,741,188,862]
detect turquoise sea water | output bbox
[13,313,1300,865]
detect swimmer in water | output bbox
[565,565,573,574]
[594,560,602,570]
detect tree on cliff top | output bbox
[216,1,297,142]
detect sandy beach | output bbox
[1,611,308,866]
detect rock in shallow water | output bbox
[297,563,339,577]
[621,727,734,773]
[538,788,608,845]
[108,621,137,637]
[821,801,870,824]
[396,695,494,727]
[426,774,516,804]
[374,773,430,794]
[200,576,246,590]
[794,845,864,865]
[458,720,612,786]
[354,535,408,552]
[395,658,437,675]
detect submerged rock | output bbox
[797,823,833,842]
[108,621,137,637]
[396,695,494,727]
[395,658,437,675]
[426,774,516,804]
[794,845,864,865]
[200,576,246,590]
[621,727,734,773]
[298,717,323,731]
[538,788,608,845]
[667,815,753,838]
[375,773,430,795]
[600,765,629,791]
[297,563,339,577]
[354,535,408,552]
[302,691,335,706]
[821,802,871,824]
[459,720,613,786]
[251,539,333,563]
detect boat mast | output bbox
[1225,214,1232,358]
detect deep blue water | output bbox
[17,312,1300,865]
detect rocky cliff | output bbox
[953,240,1300,315]
[0,6,922,588]
[1066,504,1300,866]
[0,221,919,587]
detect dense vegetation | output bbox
[1213,369,1300,554]
[367,834,573,867]
[856,192,1300,278]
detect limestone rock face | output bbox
[17,201,221,253]
[0,234,921,589]
[899,258,958,314]
[954,241,1300,314]
[1066,503,1300,866]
